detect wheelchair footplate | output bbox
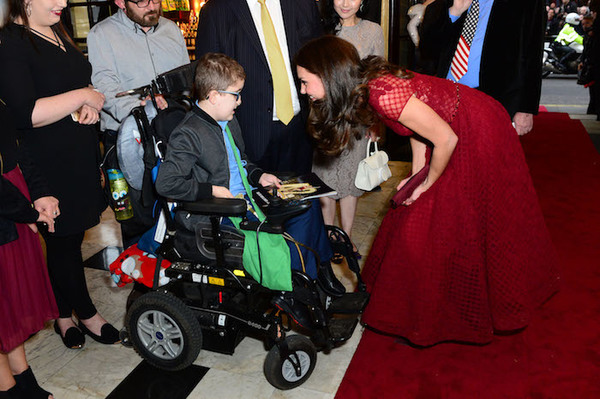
[326,291,370,315]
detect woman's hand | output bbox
[212,185,234,198]
[77,104,100,125]
[402,181,430,206]
[33,196,60,219]
[449,0,473,17]
[513,112,533,136]
[258,173,282,189]
[30,211,56,233]
[83,87,105,111]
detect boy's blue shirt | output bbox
[217,120,247,197]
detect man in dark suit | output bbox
[194,0,322,175]
[419,0,545,135]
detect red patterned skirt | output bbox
[0,167,58,352]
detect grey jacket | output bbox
[156,106,263,204]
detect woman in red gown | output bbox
[295,36,560,346]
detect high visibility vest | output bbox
[555,24,584,46]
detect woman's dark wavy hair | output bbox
[295,35,412,156]
[5,0,78,50]
[320,0,372,35]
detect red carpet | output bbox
[336,113,600,399]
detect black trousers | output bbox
[588,81,600,121]
[256,114,313,176]
[43,232,97,319]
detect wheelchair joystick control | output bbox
[270,189,282,207]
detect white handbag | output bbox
[354,138,392,191]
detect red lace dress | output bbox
[361,73,560,346]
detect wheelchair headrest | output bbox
[155,61,199,95]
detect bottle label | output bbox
[107,169,134,221]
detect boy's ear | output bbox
[206,89,219,104]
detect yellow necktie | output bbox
[257,0,294,125]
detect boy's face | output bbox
[214,79,244,122]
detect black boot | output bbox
[0,385,19,399]
[317,261,345,297]
[13,367,52,399]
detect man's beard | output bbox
[125,7,160,28]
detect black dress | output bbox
[0,23,105,236]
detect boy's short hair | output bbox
[193,53,246,100]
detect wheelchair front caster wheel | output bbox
[264,335,317,390]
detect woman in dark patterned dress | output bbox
[295,36,560,346]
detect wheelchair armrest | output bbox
[239,220,284,234]
[180,198,247,217]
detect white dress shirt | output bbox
[246,0,301,120]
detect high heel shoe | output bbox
[78,321,120,345]
[54,321,85,349]
[13,367,53,399]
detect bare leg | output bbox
[6,345,27,375]
[0,351,16,391]
[339,196,359,251]
[319,196,337,227]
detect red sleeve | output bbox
[368,75,415,122]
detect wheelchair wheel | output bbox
[126,291,202,371]
[263,335,317,390]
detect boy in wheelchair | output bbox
[154,53,346,304]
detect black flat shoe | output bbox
[54,321,85,349]
[14,367,53,399]
[78,321,121,345]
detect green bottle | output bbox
[107,169,134,221]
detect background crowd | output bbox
[546,0,594,36]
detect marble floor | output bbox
[25,162,411,399]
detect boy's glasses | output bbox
[218,90,242,101]
[127,0,161,8]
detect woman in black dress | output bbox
[0,0,119,349]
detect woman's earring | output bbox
[359,1,364,13]
[26,2,32,17]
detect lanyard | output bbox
[224,125,266,221]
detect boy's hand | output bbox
[141,94,168,110]
[259,173,282,189]
[212,186,234,198]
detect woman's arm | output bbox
[397,95,458,204]
[31,87,104,128]
[409,136,428,174]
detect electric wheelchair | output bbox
[109,63,369,390]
